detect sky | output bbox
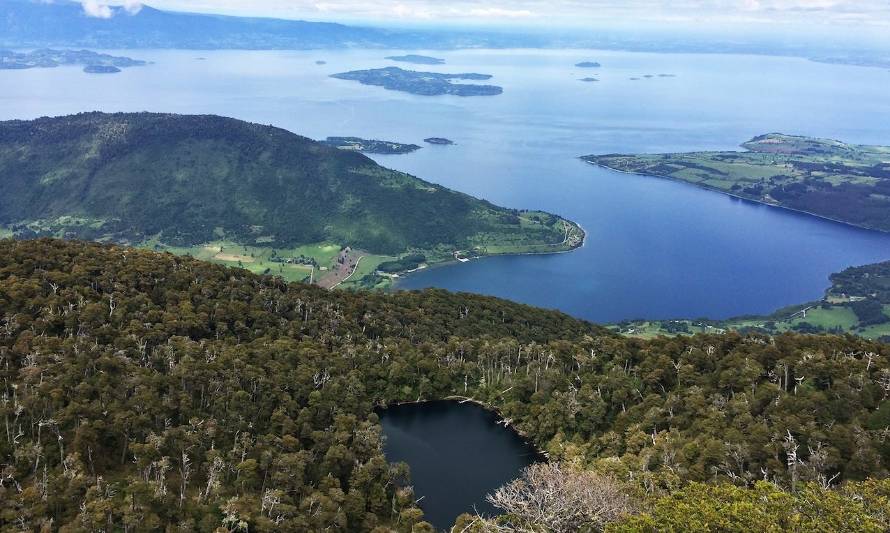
[77,0,890,29]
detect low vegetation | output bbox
[585,133,890,232]
[614,259,890,340]
[459,465,890,532]
[2,239,890,531]
[320,137,421,155]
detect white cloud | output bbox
[123,1,144,14]
[80,0,143,18]
[136,0,890,27]
[465,7,534,18]
[81,0,113,18]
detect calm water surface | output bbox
[4,48,890,321]
[378,402,540,530]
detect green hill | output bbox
[1,239,889,531]
[0,112,581,260]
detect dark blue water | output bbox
[378,401,541,530]
[4,49,890,322]
[396,161,890,321]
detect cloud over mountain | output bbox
[80,0,142,18]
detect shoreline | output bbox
[377,397,550,460]
[389,219,586,289]
[584,159,890,235]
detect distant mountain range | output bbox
[0,0,887,67]
[0,0,404,49]
[0,0,547,49]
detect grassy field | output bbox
[144,239,398,287]
[468,215,584,254]
[145,240,323,283]
[10,207,583,291]
[140,219,582,292]
[613,302,890,341]
[585,133,890,232]
[9,213,581,292]
[338,254,397,289]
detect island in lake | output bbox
[315,60,327,65]
[0,49,146,71]
[584,133,890,232]
[321,136,421,154]
[385,54,445,65]
[331,67,503,96]
[576,61,601,68]
[580,77,599,82]
[83,65,121,74]
[424,137,454,145]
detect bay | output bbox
[4,48,890,321]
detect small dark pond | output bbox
[378,401,542,530]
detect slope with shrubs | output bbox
[1,239,889,531]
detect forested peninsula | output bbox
[0,113,582,287]
[585,133,890,232]
[0,49,146,71]
[1,239,889,531]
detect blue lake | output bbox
[4,48,890,322]
[378,401,541,530]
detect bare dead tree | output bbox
[484,462,638,533]
[784,430,800,493]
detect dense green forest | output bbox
[2,239,890,531]
[585,133,890,232]
[0,113,578,255]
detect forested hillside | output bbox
[2,239,890,531]
[0,113,579,256]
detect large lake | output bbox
[4,48,890,322]
[378,402,540,529]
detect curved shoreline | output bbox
[584,159,890,235]
[390,218,586,288]
[377,397,550,460]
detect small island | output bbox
[579,77,599,82]
[331,67,503,97]
[0,49,147,71]
[321,136,421,154]
[575,61,601,68]
[424,137,454,145]
[385,54,445,65]
[83,65,121,74]
[584,133,890,232]
[315,60,327,65]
